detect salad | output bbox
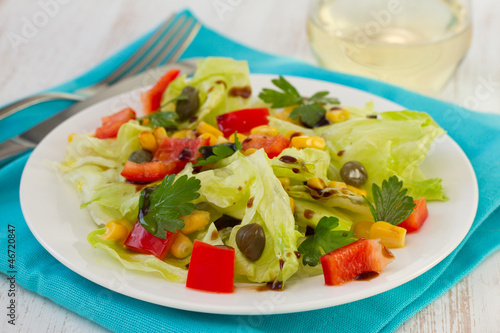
[57,57,446,293]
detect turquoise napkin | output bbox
[1,9,499,333]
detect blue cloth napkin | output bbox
[1,9,499,333]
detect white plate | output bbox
[20,74,478,315]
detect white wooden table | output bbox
[1,0,499,332]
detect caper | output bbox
[128,149,153,164]
[175,86,200,121]
[214,214,242,230]
[340,161,368,187]
[236,223,266,262]
[198,143,237,159]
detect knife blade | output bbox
[0,59,198,165]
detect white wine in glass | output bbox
[308,0,472,95]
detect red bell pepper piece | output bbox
[121,161,170,183]
[241,133,290,159]
[398,198,428,232]
[95,107,136,139]
[216,108,270,137]
[124,222,178,260]
[320,238,394,286]
[141,69,181,114]
[186,240,235,293]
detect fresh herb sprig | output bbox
[364,176,416,225]
[258,76,340,127]
[138,174,201,239]
[194,132,243,166]
[298,216,356,267]
[142,95,188,128]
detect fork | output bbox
[0,12,201,121]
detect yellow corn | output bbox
[172,129,196,139]
[153,127,168,145]
[307,177,327,191]
[68,133,77,143]
[243,148,258,156]
[196,121,223,137]
[198,132,218,145]
[328,181,348,189]
[353,220,373,239]
[284,130,304,140]
[273,112,290,121]
[278,177,290,187]
[290,136,326,150]
[346,185,367,197]
[138,131,158,152]
[142,118,150,125]
[370,221,406,248]
[216,136,229,144]
[289,197,296,213]
[229,132,247,143]
[100,220,133,242]
[170,232,193,259]
[250,125,278,137]
[180,210,211,234]
[326,109,350,123]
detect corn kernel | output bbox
[68,133,77,143]
[198,132,218,145]
[172,129,196,139]
[100,220,132,242]
[153,127,168,145]
[289,197,296,213]
[170,232,193,259]
[326,109,350,123]
[370,221,406,248]
[180,210,211,234]
[273,112,290,121]
[229,132,247,143]
[284,130,304,140]
[353,220,373,239]
[307,177,327,191]
[142,118,150,125]
[138,131,158,152]
[346,185,367,197]
[250,125,278,136]
[216,136,229,144]
[290,136,326,150]
[278,177,290,187]
[328,181,348,189]
[196,121,223,137]
[243,148,258,156]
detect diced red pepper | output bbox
[241,133,290,159]
[141,69,180,114]
[121,137,209,183]
[124,222,177,260]
[320,238,395,286]
[216,108,270,137]
[398,198,428,232]
[186,240,235,293]
[95,107,136,139]
[153,137,207,174]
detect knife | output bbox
[0,59,198,165]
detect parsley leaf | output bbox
[289,103,326,128]
[298,216,356,267]
[194,132,242,166]
[147,111,178,128]
[364,176,416,225]
[258,76,340,128]
[138,174,201,239]
[258,76,302,108]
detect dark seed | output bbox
[279,155,298,164]
[214,215,242,230]
[178,148,192,161]
[236,223,266,262]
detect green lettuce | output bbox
[88,229,187,282]
[321,110,447,201]
[161,57,254,129]
[185,150,301,285]
[271,147,330,183]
